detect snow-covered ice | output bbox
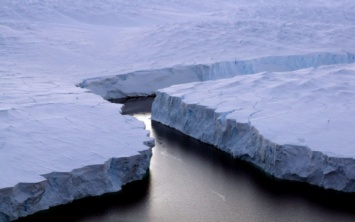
[80,52,355,100]
[152,64,355,192]
[1,0,355,220]
[0,68,153,221]
[74,0,355,99]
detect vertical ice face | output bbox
[152,64,355,192]
[0,151,152,222]
[79,52,355,100]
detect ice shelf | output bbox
[2,0,355,220]
[0,72,153,221]
[152,64,355,192]
[79,52,355,100]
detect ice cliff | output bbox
[152,64,355,192]
[79,52,355,100]
[0,72,153,222]
[0,151,151,222]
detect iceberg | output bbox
[0,72,153,221]
[152,64,355,192]
[2,0,355,220]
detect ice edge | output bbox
[79,52,355,100]
[151,92,355,192]
[0,148,152,222]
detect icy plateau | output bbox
[1,0,355,221]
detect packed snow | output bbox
[152,64,355,192]
[1,0,355,220]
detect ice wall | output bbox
[151,64,355,192]
[79,52,355,100]
[0,150,151,222]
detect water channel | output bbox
[17,97,355,222]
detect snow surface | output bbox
[152,64,355,192]
[1,0,355,220]
[0,67,153,221]
[80,52,355,100]
[1,0,355,85]
[0,70,153,189]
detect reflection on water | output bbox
[17,98,355,222]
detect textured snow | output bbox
[152,64,355,192]
[1,0,355,84]
[1,0,355,220]
[70,0,355,98]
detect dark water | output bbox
[18,98,355,222]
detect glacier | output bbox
[152,64,355,192]
[1,0,355,220]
